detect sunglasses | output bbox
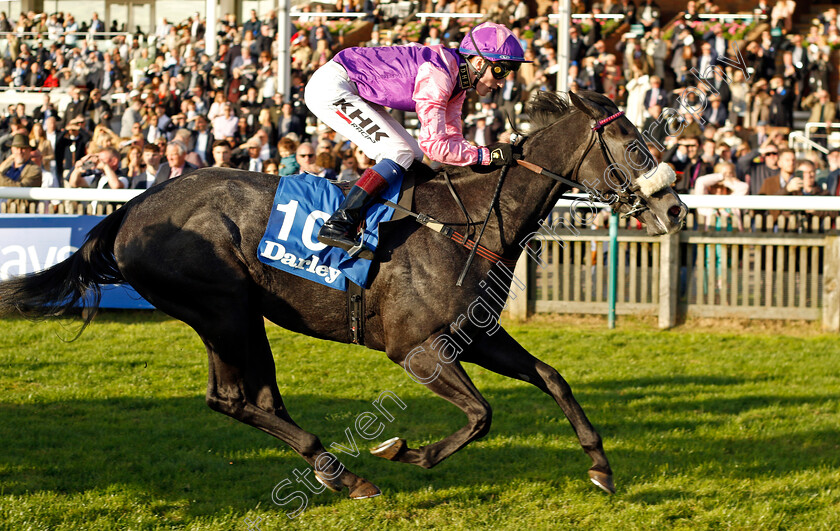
[765,152,779,156]
[299,153,315,158]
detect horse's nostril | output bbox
[668,205,683,219]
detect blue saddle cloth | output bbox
[257,173,401,291]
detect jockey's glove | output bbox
[481,142,515,168]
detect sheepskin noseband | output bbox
[637,163,676,197]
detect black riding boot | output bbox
[318,166,392,259]
[317,186,379,259]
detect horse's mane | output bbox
[526,90,620,133]
[526,91,571,132]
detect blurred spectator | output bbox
[0,134,41,187]
[703,25,727,60]
[642,26,667,79]
[802,89,835,149]
[822,149,840,195]
[87,89,112,129]
[700,137,720,167]
[642,104,667,148]
[237,137,264,171]
[337,149,360,182]
[296,141,321,174]
[121,97,144,138]
[263,159,279,175]
[768,76,794,129]
[211,139,232,167]
[32,94,57,123]
[277,101,304,139]
[69,147,127,189]
[611,0,636,24]
[465,116,496,146]
[739,141,780,195]
[55,116,90,180]
[664,136,712,193]
[29,122,54,172]
[637,0,660,32]
[771,0,796,32]
[759,148,796,195]
[277,137,300,176]
[579,57,604,93]
[643,75,667,108]
[568,25,587,67]
[190,115,215,166]
[308,17,333,52]
[63,86,87,124]
[242,9,261,39]
[510,0,530,27]
[212,102,238,138]
[495,71,523,127]
[693,162,747,231]
[314,152,336,180]
[702,96,728,128]
[157,141,197,180]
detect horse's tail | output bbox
[0,206,128,331]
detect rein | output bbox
[513,111,651,217]
[379,109,654,285]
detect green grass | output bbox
[1,312,839,530]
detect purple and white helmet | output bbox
[458,22,529,63]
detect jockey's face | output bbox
[471,57,505,97]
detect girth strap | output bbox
[347,281,365,345]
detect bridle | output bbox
[512,110,651,218]
[453,109,654,285]
[387,108,662,286]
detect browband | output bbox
[592,111,625,131]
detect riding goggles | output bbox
[488,60,521,80]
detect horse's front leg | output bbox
[373,330,493,469]
[459,327,615,494]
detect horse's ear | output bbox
[569,91,607,121]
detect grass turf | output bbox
[0,312,839,530]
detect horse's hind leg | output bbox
[197,310,380,500]
[374,331,493,469]
[459,328,615,494]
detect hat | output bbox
[459,22,529,62]
[11,134,30,149]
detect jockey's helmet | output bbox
[459,22,530,80]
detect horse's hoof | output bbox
[588,469,616,494]
[349,481,381,499]
[314,470,343,493]
[370,437,407,461]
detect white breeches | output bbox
[304,60,424,170]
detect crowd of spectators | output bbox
[0,0,837,229]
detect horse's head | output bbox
[525,90,687,236]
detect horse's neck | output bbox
[496,166,566,256]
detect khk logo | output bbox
[333,98,389,143]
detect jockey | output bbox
[304,21,530,259]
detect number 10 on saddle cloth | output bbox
[257,172,401,291]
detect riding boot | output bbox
[317,167,390,259]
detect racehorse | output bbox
[0,91,686,499]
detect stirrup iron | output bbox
[347,241,374,260]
